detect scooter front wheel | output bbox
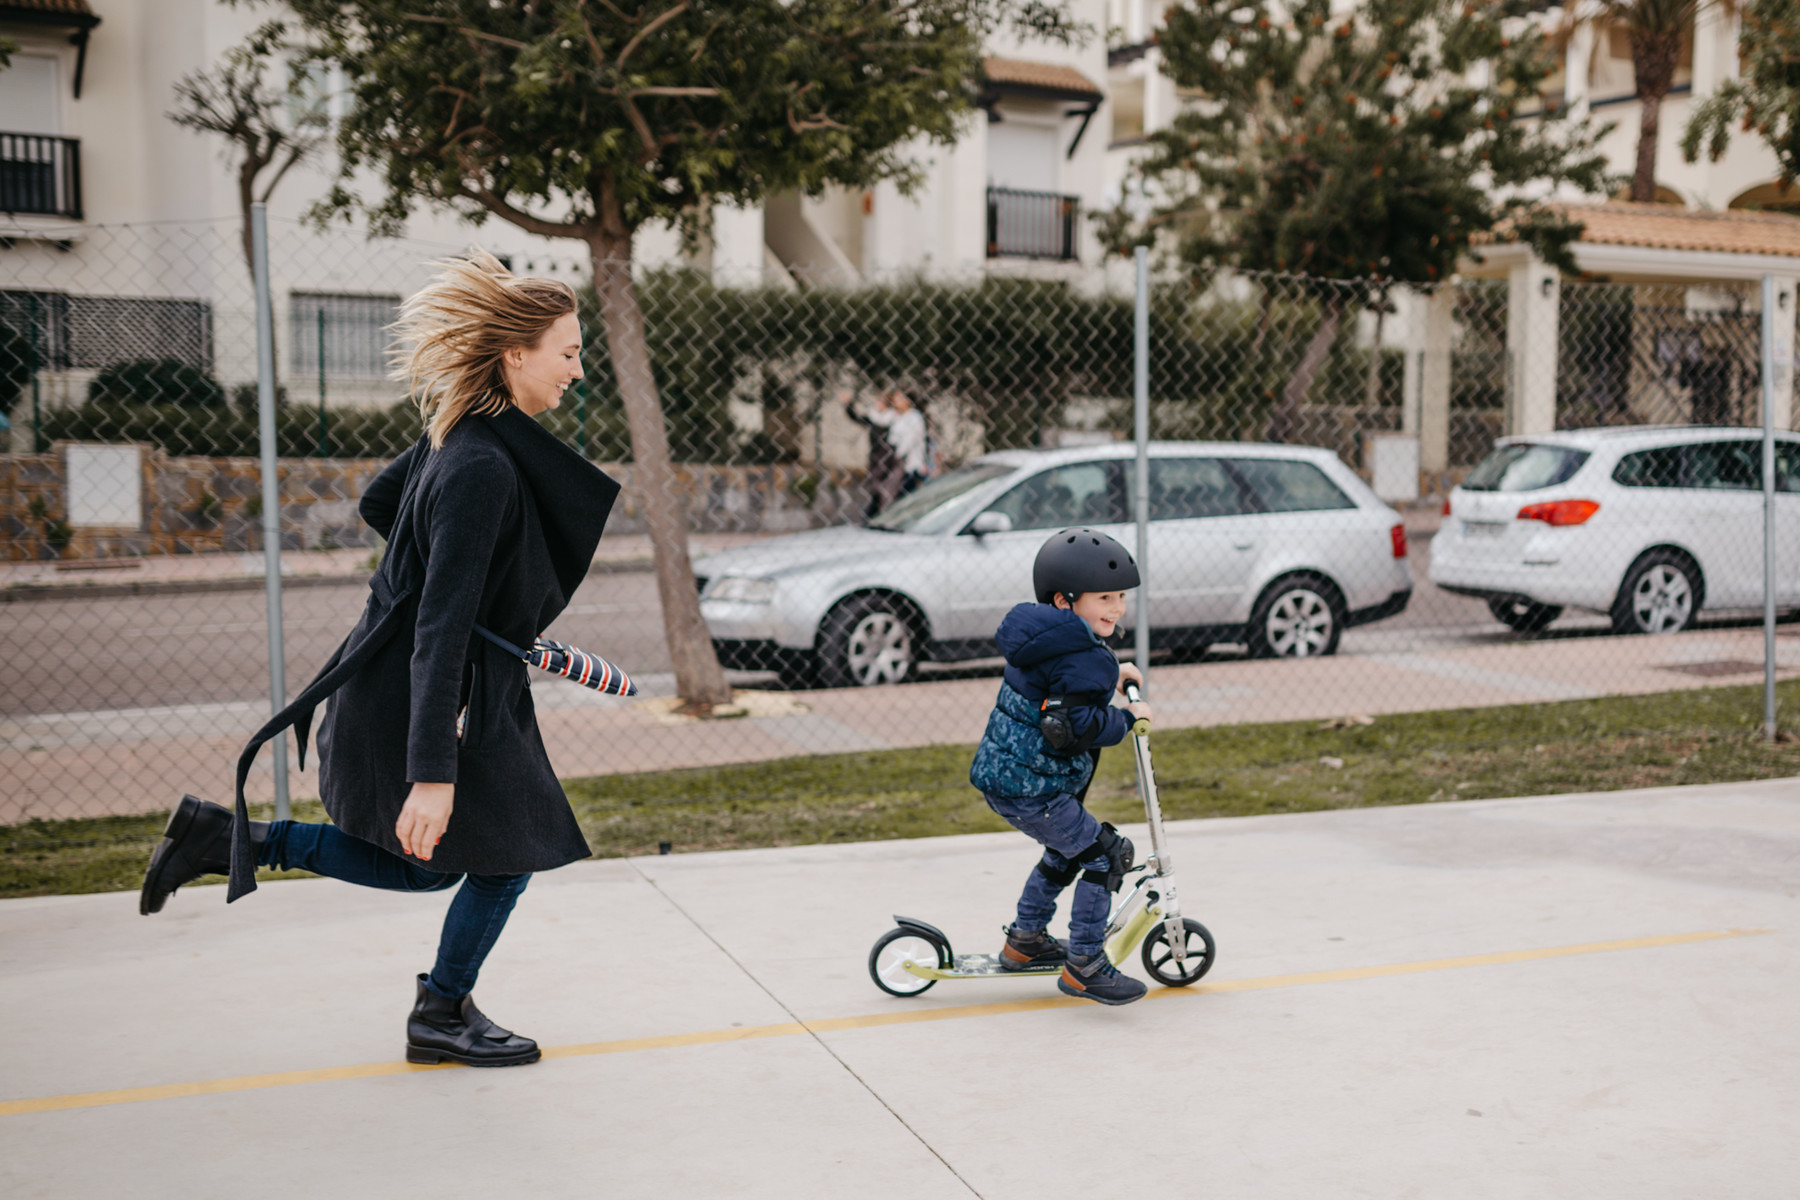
[869,927,948,997]
[1140,918,1216,987]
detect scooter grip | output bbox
[1124,682,1149,735]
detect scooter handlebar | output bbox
[1123,682,1149,736]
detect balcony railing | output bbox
[987,186,1079,261]
[1,133,82,221]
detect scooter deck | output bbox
[905,953,1062,981]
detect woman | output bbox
[842,388,904,518]
[139,252,620,1068]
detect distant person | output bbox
[140,251,621,1068]
[881,389,931,499]
[843,388,905,518]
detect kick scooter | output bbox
[867,683,1215,996]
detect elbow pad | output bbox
[1039,695,1098,756]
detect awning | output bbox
[981,56,1104,104]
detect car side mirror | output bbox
[969,511,1013,536]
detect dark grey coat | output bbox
[227,407,620,899]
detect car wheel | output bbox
[1611,551,1702,635]
[818,595,919,687]
[1246,575,1344,659]
[1486,596,1563,633]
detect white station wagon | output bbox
[1431,426,1800,634]
[694,442,1414,687]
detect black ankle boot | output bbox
[1057,951,1148,1006]
[1000,924,1067,971]
[140,795,268,915]
[406,975,541,1067]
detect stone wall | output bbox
[0,445,872,562]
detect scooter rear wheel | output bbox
[869,927,948,997]
[1140,918,1216,987]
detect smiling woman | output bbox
[140,251,623,1070]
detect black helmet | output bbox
[1033,528,1141,605]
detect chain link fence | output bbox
[3,217,1796,839]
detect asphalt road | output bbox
[3,532,1576,718]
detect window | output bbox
[986,461,1123,530]
[290,291,401,379]
[1139,458,1252,520]
[872,462,1014,534]
[1687,441,1760,491]
[1612,446,1682,488]
[1464,443,1591,492]
[1229,459,1356,513]
[1615,441,1766,490]
[0,291,213,373]
[1776,444,1800,493]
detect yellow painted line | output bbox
[0,928,1768,1119]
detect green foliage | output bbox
[0,324,31,404]
[279,0,1081,241]
[1682,0,1800,189]
[88,359,226,409]
[1103,0,1616,281]
[44,398,424,458]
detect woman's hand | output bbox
[1126,701,1153,724]
[1116,662,1144,695]
[397,782,455,862]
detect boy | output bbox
[969,527,1152,1005]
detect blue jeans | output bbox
[984,791,1112,959]
[260,821,530,999]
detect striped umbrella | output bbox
[475,626,637,696]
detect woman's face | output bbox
[503,312,584,416]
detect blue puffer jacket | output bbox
[969,603,1132,800]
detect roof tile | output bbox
[981,56,1103,100]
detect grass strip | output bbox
[5,681,1799,900]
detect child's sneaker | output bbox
[1058,952,1147,1005]
[1000,925,1067,971]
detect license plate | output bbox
[1463,521,1507,539]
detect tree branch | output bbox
[618,2,688,71]
[450,179,599,240]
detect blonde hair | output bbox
[392,249,577,449]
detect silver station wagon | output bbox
[694,442,1414,687]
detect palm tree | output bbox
[1601,0,1711,202]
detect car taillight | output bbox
[1390,523,1408,558]
[1516,499,1599,526]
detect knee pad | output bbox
[1036,855,1080,888]
[1077,823,1135,893]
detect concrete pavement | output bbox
[2,777,1797,1198]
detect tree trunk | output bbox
[589,211,732,709]
[1628,31,1680,204]
[1631,91,1663,202]
[1267,293,1344,444]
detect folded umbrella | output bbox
[474,625,638,696]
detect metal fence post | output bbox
[27,292,44,453]
[1761,274,1779,743]
[252,203,291,819]
[316,305,329,458]
[1133,246,1151,687]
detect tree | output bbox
[169,29,328,283]
[1103,0,1614,441]
[1599,0,1709,203]
[276,0,1079,709]
[1681,0,1800,194]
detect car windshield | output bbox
[867,462,1017,534]
[1462,444,1590,492]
